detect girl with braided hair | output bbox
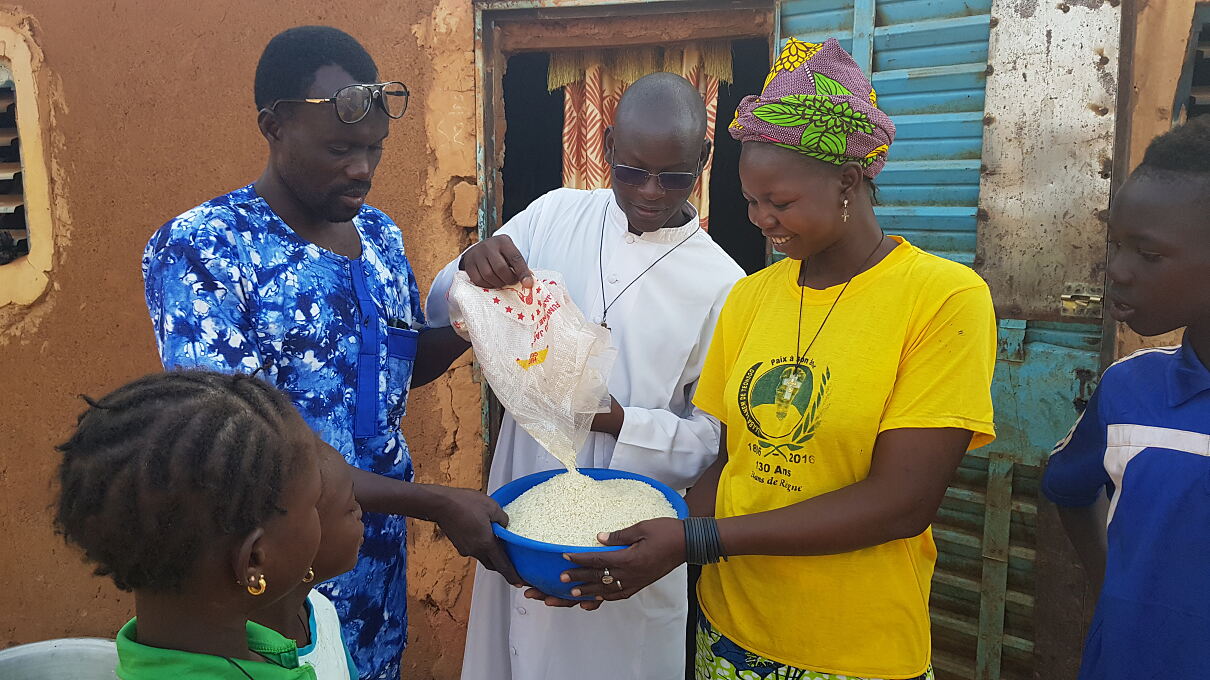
[55,369,326,679]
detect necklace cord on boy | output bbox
[597,204,699,331]
[224,647,289,679]
[296,609,311,647]
[225,657,257,680]
[224,649,285,680]
[774,233,887,420]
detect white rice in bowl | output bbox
[504,472,677,547]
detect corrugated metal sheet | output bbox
[932,451,1038,679]
[868,1,991,268]
[780,0,855,48]
[776,0,989,267]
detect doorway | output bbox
[498,38,770,273]
[500,52,562,224]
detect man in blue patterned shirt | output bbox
[142,27,517,679]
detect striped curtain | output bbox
[550,43,731,231]
[560,62,623,194]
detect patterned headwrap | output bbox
[730,38,896,178]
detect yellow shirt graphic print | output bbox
[693,237,996,678]
[737,358,829,489]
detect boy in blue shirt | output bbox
[1043,116,1210,678]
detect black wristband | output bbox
[683,517,702,565]
[684,517,728,565]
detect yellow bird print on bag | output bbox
[516,348,549,370]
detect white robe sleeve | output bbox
[423,255,463,328]
[424,199,540,327]
[610,400,722,491]
[607,287,731,490]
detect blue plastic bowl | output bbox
[491,467,688,600]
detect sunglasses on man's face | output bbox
[268,81,410,124]
[611,164,700,192]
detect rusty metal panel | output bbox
[988,322,1101,467]
[932,450,1038,680]
[1033,491,1098,680]
[933,321,1100,680]
[975,0,1120,321]
[990,322,1102,680]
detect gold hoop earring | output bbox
[302,567,315,583]
[247,575,267,596]
[842,198,850,223]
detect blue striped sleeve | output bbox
[1043,384,1111,507]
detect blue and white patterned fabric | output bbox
[1043,341,1210,680]
[143,184,424,680]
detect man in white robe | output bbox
[425,73,745,680]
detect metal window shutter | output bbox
[0,63,24,264]
[772,0,989,267]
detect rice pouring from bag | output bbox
[447,271,677,546]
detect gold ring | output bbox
[601,568,615,585]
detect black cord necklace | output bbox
[597,203,699,331]
[224,657,257,679]
[223,648,287,679]
[774,234,887,420]
[296,608,311,647]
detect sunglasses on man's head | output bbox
[268,81,410,124]
[611,164,700,191]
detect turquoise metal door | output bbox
[775,0,1119,677]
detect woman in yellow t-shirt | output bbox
[550,38,996,680]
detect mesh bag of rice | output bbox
[448,271,675,547]
[448,270,615,465]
